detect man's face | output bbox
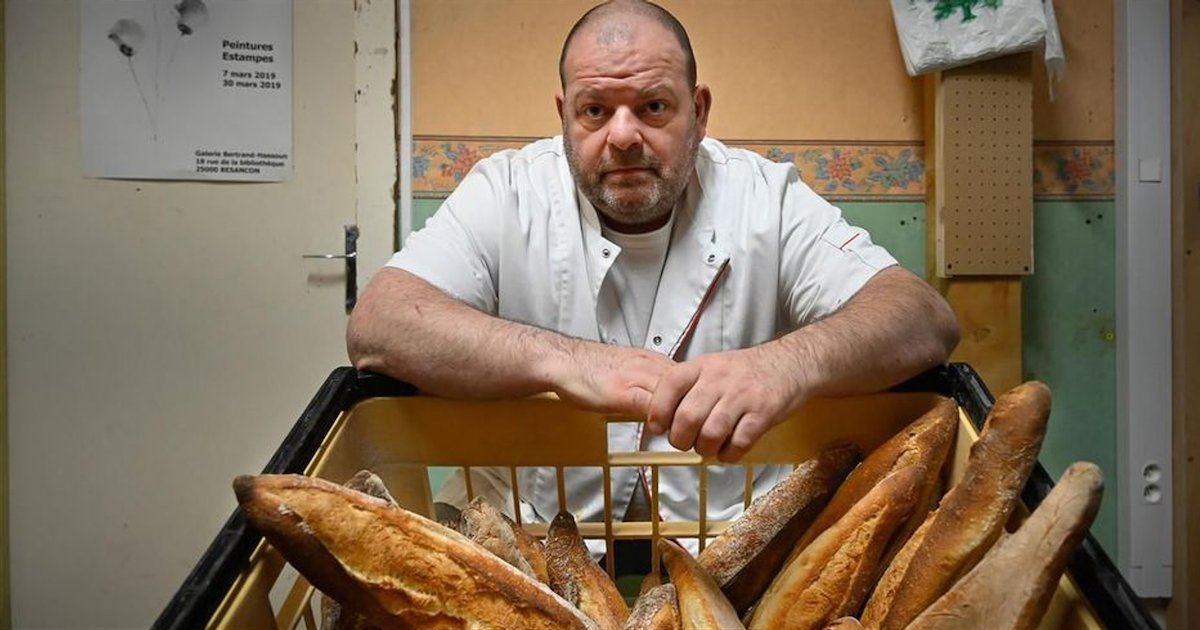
[558,18,710,233]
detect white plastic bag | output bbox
[891,0,1048,76]
[1042,0,1067,99]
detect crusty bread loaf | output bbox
[503,512,551,585]
[860,381,1051,630]
[318,599,376,630]
[435,504,464,531]
[658,539,745,630]
[344,469,399,506]
[698,443,860,614]
[747,464,925,630]
[877,462,942,573]
[460,496,537,579]
[546,511,630,629]
[638,571,662,597]
[793,399,957,555]
[320,470,398,630]
[858,510,933,626]
[622,584,681,630]
[824,617,864,629]
[907,462,1103,630]
[233,474,598,630]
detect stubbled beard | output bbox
[564,126,700,229]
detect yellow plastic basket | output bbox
[156,366,1155,630]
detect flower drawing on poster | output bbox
[82,0,293,181]
[105,1,209,145]
[107,19,153,136]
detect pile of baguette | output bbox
[233,381,1104,630]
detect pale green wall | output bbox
[412,198,441,233]
[1021,201,1116,553]
[840,202,927,278]
[847,200,1118,554]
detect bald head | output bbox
[558,0,696,90]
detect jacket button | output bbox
[652,335,662,345]
[707,253,716,263]
[601,247,611,258]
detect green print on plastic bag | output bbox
[924,0,1004,22]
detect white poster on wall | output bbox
[81,0,292,181]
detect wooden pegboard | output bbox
[933,54,1034,276]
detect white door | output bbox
[6,0,395,626]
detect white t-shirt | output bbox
[589,193,675,349]
[587,193,677,521]
[387,137,897,549]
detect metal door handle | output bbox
[301,252,357,259]
[302,224,359,313]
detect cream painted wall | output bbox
[413,0,1113,142]
[6,1,371,626]
[413,0,920,139]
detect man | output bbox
[347,0,958,547]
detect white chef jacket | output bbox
[387,136,897,549]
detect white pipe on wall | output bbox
[1115,0,1173,598]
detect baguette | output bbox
[825,618,864,630]
[504,512,551,585]
[459,496,538,579]
[698,443,860,614]
[233,474,598,630]
[319,601,375,630]
[861,381,1051,630]
[320,470,398,630]
[858,511,933,626]
[794,399,957,555]
[878,462,941,572]
[622,584,682,630]
[748,464,925,630]
[658,539,745,629]
[908,462,1103,630]
[344,469,399,506]
[638,571,662,597]
[546,511,630,629]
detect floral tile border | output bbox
[1032,142,1116,200]
[411,136,1114,201]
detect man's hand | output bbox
[645,344,808,463]
[550,340,675,417]
[642,266,959,463]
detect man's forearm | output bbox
[347,268,672,413]
[347,268,571,399]
[775,265,960,399]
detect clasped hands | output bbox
[556,340,810,463]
